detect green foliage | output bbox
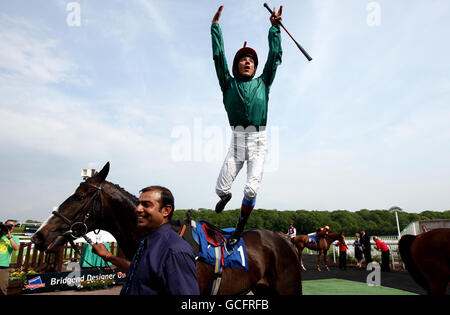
[25,220,41,224]
[172,208,450,236]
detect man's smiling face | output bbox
[135,190,170,231]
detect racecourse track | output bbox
[301,254,426,295]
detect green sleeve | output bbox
[261,25,283,87]
[211,23,231,92]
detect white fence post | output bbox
[333,245,336,263]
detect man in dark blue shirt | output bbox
[92,186,199,295]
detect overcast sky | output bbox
[1,0,449,222]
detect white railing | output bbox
[12,233,32,242]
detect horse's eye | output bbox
[73,194,85,201]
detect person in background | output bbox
[0,220,20,295]
[307,225,330,244]
[421,225,428,233]
[335,235,348,270]
[287,222,296,240]
[316,225,330,238]
[360,229,372,265]
[373,236,390,272]
[353,233,363,269]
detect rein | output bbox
[179,224,187,238]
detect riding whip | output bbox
[263,3,313,61]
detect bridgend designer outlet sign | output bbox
[22,269,126,294]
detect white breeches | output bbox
[215,130,267,201]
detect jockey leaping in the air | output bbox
[211,5,283,246]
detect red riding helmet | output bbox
[232,41,258,79]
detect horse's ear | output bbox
[95,162,110,183]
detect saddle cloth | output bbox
[308,232,327,243]
[192,220,248,271]
[307,232,317,243]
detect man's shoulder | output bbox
[163,227,195,255]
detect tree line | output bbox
[172,208,450,236]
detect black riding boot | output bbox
[228,197,255,246]
[228,213,249,246]
[215,193,232,214]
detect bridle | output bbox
[52,182,104,241]
[52,182,109,270]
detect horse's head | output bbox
[32,162,110,252]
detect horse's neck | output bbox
[99,183,141,260]
[326,233,340,246]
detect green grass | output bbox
[302,278,416,295]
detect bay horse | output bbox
[399,229,450,295]
[287,232,345,271]
[32,162,302,295]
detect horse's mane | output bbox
[106,181,139,205]
[327,232,344,240]
[328,232,342,237]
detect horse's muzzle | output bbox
[31,230,66,252]
[30,230,46,251]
